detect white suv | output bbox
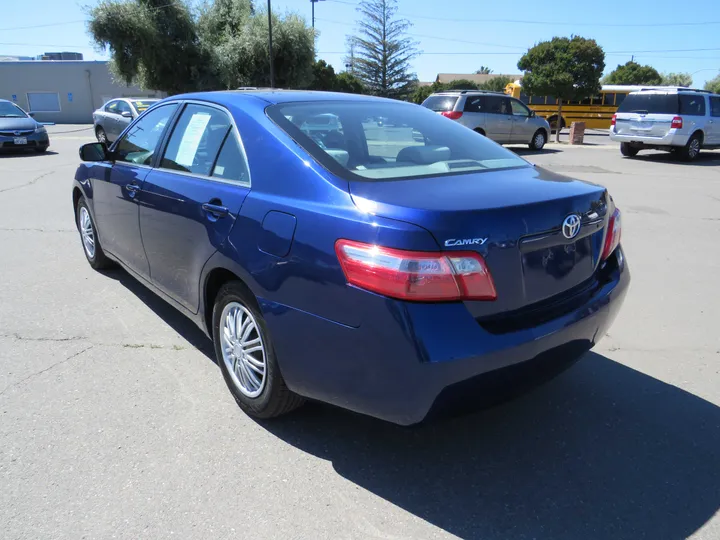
[610,89,720,160]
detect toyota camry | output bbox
[72,90,629,425]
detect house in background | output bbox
[0,60,162,123]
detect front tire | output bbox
[529,129,547,150]
[76,197,113,270]
[95,126,108,144]
[213,283,304,419]
[620,142,639,157]
[679,133,702,161]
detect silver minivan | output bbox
[421,90,551,150]
[610,89,720,160]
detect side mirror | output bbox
[79,142,111,162]
[121,111,133,119]
[28,111,36,118]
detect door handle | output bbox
[202,202,230,218]
[126,183,141,196]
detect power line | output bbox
[0,20,85,32]
[325,0,720,27]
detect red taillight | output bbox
[601,208,622,260]
[610,114,616,126]
[441,111,463,120]
[671,116,683,129]
[335,240,496,302]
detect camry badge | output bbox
[444,238,488,247]
[562,214,581,239]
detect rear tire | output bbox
[76,197,113,270]
[213,282,304,419]
[620,142,639,157]
[679,133,702,161]
[528,129,547,150]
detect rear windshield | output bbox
[266,101,527,181]
[617,93,678,114]
[421,95,459,112]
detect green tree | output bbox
[477,76,512,92]
[351,0,419,99]
[445,79,478,90]
[334,71,366,94]
[603,61,662,86]
[89,0,213,94]
[410,84,434,104]
[475,66,493,74]
[308,60,337,91]
[703,73,720,93]
[661,72,693,87]
[518,36,605,142]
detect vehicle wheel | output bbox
[529,129,547,150]
[620,142,639,157]
[679,133,702,161]
[213,282,304,419]
[548,116,565,133]
[95,126,108,144]
[474,128,486,136]
[76,197,113,270]
[35,146,48,153]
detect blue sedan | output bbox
[72,90,629,425]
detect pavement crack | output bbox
[0,333,87,342]
[0,170,54,194]
[0,345,94,398]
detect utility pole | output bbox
[268,0,274,88]
[311,0,325,29]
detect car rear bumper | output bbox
[609,128,688,147]
[0,132,49,150]
[262,248,630,425]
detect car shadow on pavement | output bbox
[101,268,216,362]
[262,353,720,540]
[509,147,562,156]
[0,150,59,159]
[630,151,720,166]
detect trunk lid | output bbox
[615,92,679,138]
[349,165,609,318]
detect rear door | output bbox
[484,95,513,143]
[509,98,535,143]
[461,95,486,131]
[708,96,720,145]
[139,102,251,313]
[678,93,707,138]
[614,93,678,138]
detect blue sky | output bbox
[2,0,718,87]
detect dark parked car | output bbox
[0,99,49,153]
[93,98,159,144]
[72,91,629,425]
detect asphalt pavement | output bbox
[1,125,719,540]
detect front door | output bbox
[484,95,513,143]
[139,103,251,312]
[509,98,535,143]
[91,103,179,277]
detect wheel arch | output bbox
[473,127,486,136]
[203,267,259,339]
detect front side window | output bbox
[116,101,132,115]
[161,104,231,176]
[511,100,530,116]
[679,94,706,116]
[114,104,177,166]
[267,101,527,181]
[0,101,27,118]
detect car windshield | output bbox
[0,101,28,118]
[267,101,527,181]
[421,95,459,112]
[617,93,679,114]
[131,100,156,114]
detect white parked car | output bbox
[609,89,720,161]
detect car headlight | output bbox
[35,125,47,133]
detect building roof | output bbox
[435,73,523,84]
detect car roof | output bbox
[430,90,506,96]
[168,90,396,107]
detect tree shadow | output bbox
[260,353,720,540]
[100,267,216,362]
[630,151,720,166]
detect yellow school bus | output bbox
[504,83,677,130]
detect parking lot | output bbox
[1,125,719,540]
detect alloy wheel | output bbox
[79,207,95,259]
[220,302,267,398]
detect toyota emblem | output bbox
[562,214,581,239]
[14,131,20,136]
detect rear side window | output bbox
[464,96,485,112]
[161,104,231,176]
[485,96,510,115]
[710,96,720,117]
[421,95,458,112]
[617,93,678,114]
[212,131,250,184]
[678,94,706,116]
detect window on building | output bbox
[27,92,60,113]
